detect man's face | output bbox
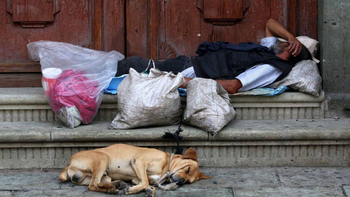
[281,42,292,59]
[274,42,292,61]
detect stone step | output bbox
[0,88,325,122]
[0,118,349,169]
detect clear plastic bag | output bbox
[27,41,124,128]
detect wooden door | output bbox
[126,0,318,60]
[0,0,125,87]
[0,0,318,87]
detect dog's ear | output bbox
[198,171,211,180]
[182,148,197,160]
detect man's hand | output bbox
[265,19,303,57]
[286,37,302,57]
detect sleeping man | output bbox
[180,18,314,94]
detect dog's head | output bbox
[169,148,211,185]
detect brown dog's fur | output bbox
[59,144,210,196]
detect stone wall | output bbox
[319,0,350,118]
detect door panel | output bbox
[126,0,150,58]
[103,0,125,53]
[161,0,202,58]
[297,1,318,37]
[0,0,125,87]
[202,0,244,20]
[1,0,92,60]
[235,0,274,44]
[11,0,56,27]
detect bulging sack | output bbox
[110,68,185,129]
[27,41,124,128]
[184,78,236,136]
[268,60,322,96]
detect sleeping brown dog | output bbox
[59,144,210,196]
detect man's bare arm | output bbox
[181,78,242,94]
[265,18,302,57]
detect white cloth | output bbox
[236,63,282,92]
[236,36,282,91]
[260,37,278,48]
[181,37,283,91]
[181,66,196,78]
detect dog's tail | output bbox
[59,165,69,182]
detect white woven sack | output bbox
[268,60,322,96]
[110,67,185,129]
[184,78,236,136]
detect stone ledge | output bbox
[0,88,326,122]
[1,119,350,168]
[0,119,349,144]
[0,88,326,121]
[213,119,350,141]
[0,87,324,105]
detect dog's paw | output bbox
[106,188,120,194]
[145,186,156,197]
[114,180,128,190]
[118,188,128,195]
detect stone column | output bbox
[319,0,350,118]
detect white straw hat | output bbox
[277,36,320,63]
[296,36,320,63]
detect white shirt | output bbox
[236,37,282,91]
[181,37,282,92]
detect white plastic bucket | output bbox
[42,68,62,96]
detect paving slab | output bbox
[0,167,349,197]
[0,169,60,190]
[343,186,350,197]
[157,187,233,197]
[277,167,350,187]
[11,190,112,197]
[235,186,345,197]
[199,167,279,188]
[0,191,12,197]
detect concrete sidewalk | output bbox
[0,167,349,197]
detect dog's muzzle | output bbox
[170,174,185,186]
[176,179,184,186]
[155,153,179,190]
